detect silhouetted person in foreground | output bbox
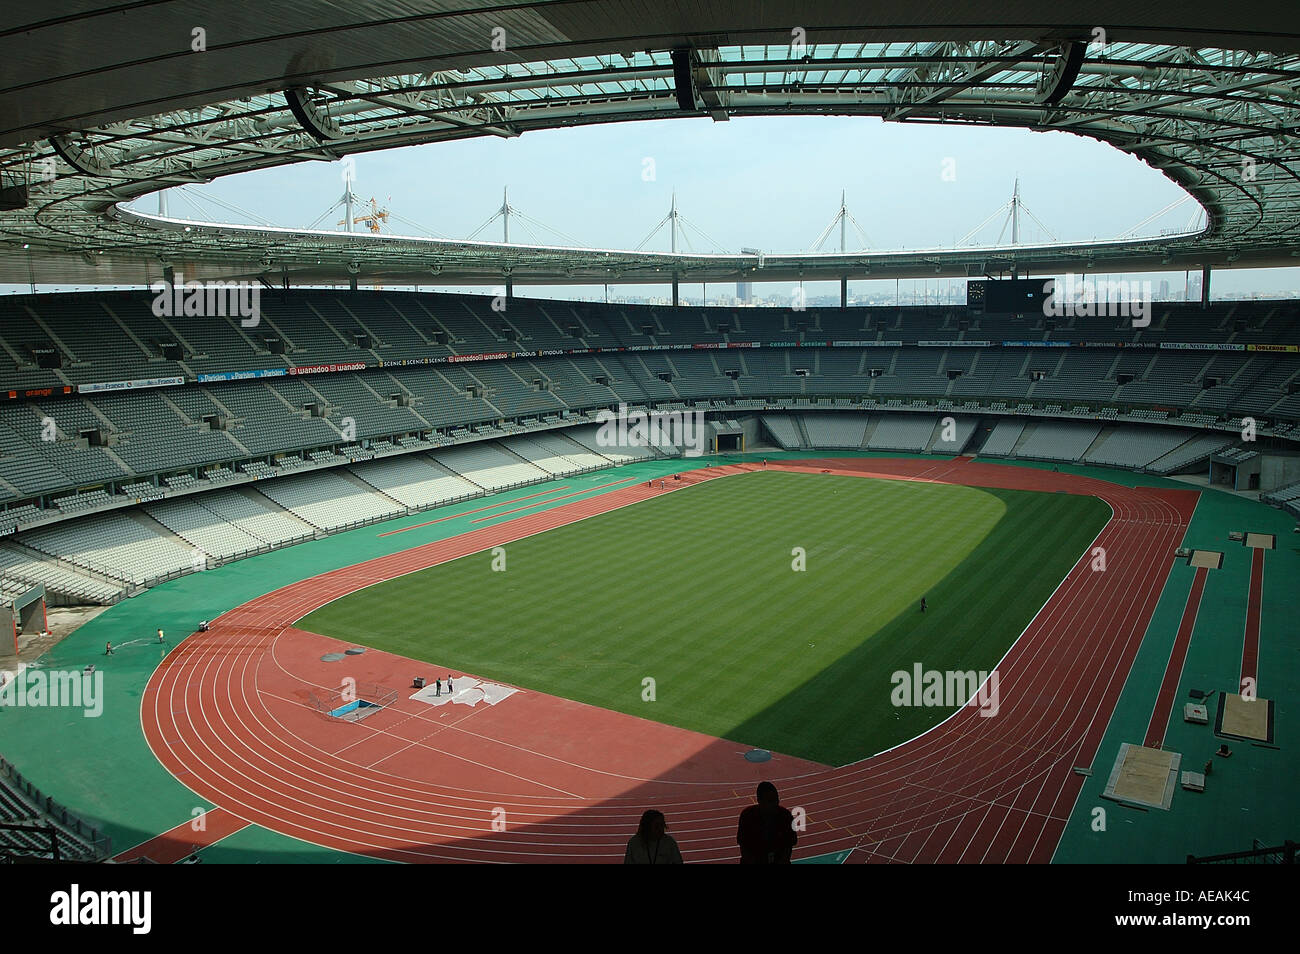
[737,781,797,864]
[624,809,683,864]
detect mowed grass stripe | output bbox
[727,487,1111,762]
[298,472,1109,765]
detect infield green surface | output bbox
[298,471,1110,764]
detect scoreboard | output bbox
[967,278,1054,315]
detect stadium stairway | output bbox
[857,416,880,448]
[1010,421,1037,456]
[1082,426,1117,460]
[122,508,195,553]
[234,486,322,539]
[334,467,407,510]
[794,415,813,448]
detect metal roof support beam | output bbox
[2,41,1298,285]
[671,49,698,112]
[693,48,729,121]
[283,87,344,144]
[888,41,1040,120]
[48,136,112,177]
[1036,41,1086,106]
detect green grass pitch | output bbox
[297,471,1110,765]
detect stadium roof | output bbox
[2,2,1300,287]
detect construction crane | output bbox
[337,196,390,233]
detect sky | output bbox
[18,114,1300,300]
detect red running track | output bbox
[114,808,249,864]
[139,458,1197,863]
[1142,566,1207,749]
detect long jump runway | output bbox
[140,459,1197,863]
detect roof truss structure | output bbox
[2,16,1299,287]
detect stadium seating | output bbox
[348,454,481,508]
[867,415,936,452]
[0,292,1297,511]
[0,290,1297,603]
[802,414,869,448]
[978,419,1026,457]
[21,512,195,585]
[761,415,804,449]
[145,497,269,560]
[186,489,315,548]
[0,762,108,862]
[0,542,125,602]
[431,442,549,491]
[1014,421,1103,463]
[253,469,405,532]
[564,423,656,462]
[1083,426,1199,469]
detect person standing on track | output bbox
[736,781,797,864]
[435,677,441,697]
[624,809,684,864]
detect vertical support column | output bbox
[505,276,514,300]
[840,189,847,253]
[672,275,680,307]
[840,277,848,308]
[349,274,358,292]
[1201,265,1211,309]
